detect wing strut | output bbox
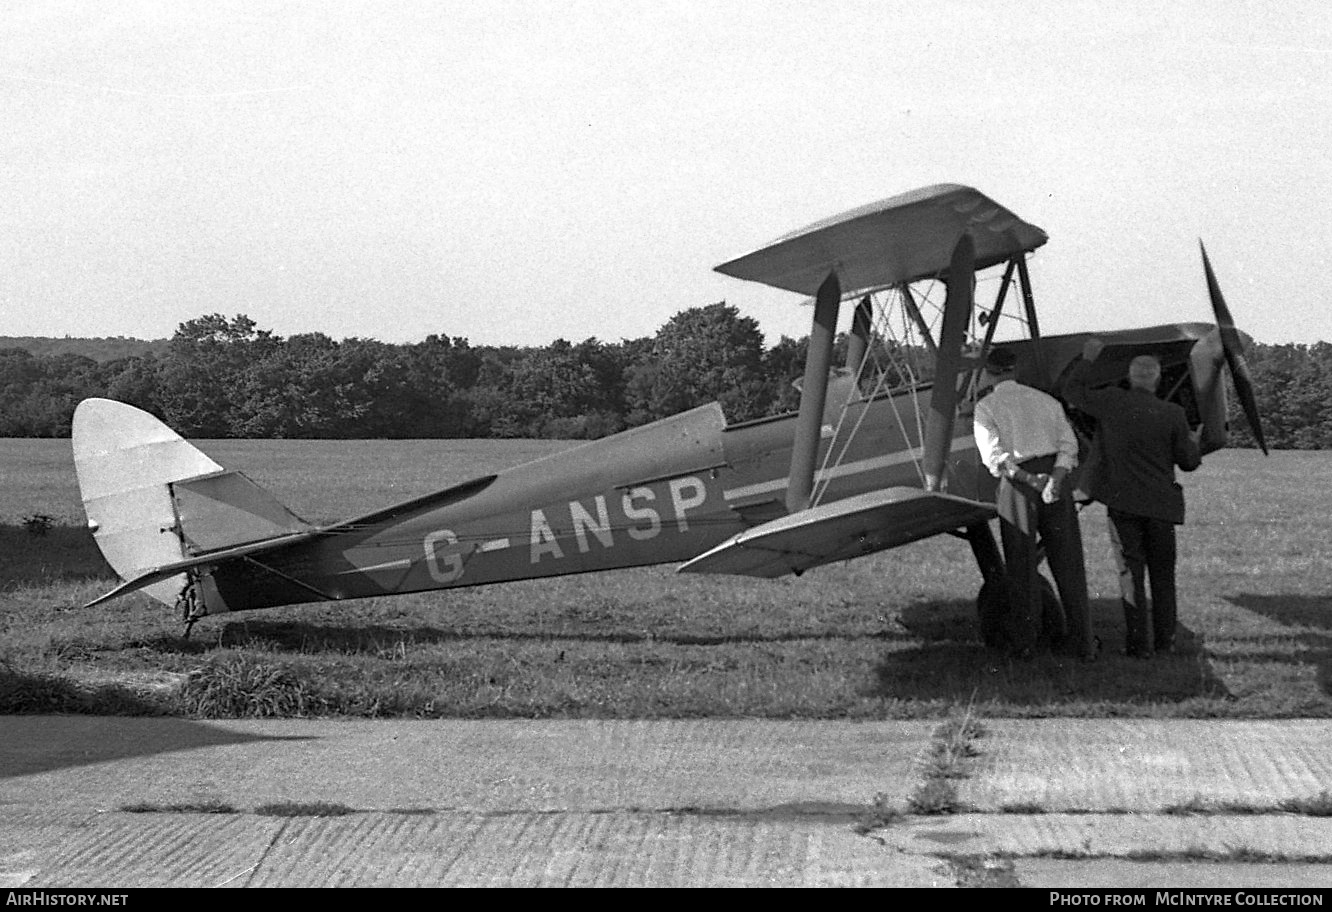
[922,233,974,492]
[898,283,938,356]
[1016,255,1049,389]
[845,294,873,377]
[969,258,1018,394]
[979,259,1017,353]
[786,271,841,512]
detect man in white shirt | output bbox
[973,347,1095,661]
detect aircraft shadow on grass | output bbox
[880,596,1234,707]
[135,617,910,655]
[0,523,111,588]
[1225,593,1332,697]
[137,595,1237,710]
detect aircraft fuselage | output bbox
[200,383,992,613]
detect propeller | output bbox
[1200,240,1268,455]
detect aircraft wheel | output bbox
[978,577,1065,650]
[1040,576,1067,645]
[976,578,1007,649]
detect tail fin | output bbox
[72,399,310,607]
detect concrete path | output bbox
[2,716,1331,888]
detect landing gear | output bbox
[175,573,206,639]
[975,575,1064,651]
[964,521,1067,651]
[966,521,1009,649]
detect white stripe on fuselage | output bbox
[337,558,412,575]
[721,436,975,502]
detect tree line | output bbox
[0,306,1303,447]
[0,306,813,439]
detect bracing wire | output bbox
[810,290,904,505]
[806,261,1048,505]
[806,263,1035,506]
[812,285,928,501]
[810,295,877,505]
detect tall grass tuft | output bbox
[121,800,238,814]
[255,801,357,817]
[907,702,984,814]
[1279,791,1332,816]
[178,653,316,718]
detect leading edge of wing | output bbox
[678,487,995,578]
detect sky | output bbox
[2,0,1329,349]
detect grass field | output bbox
[2,437,1330,720]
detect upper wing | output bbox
[714,184,1047,296]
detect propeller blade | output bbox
[1228,350,1267,456]
[1200,241,1268,455]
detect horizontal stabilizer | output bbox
[83,530,320,608]
[678,487,995,578]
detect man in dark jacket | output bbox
[1064,338,1203,657]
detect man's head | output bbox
[1128,354,1162,391]
[983,347,1017,378]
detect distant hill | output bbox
[0,336,171,362]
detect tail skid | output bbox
[73,399,311,612]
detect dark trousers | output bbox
[995,455,1092,655]
[1106,508,1178,655]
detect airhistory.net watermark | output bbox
[5,894,128,906]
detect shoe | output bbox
[1155,640,1175,655]
[1079,636,1102,663]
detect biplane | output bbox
[72,184,1267,640]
